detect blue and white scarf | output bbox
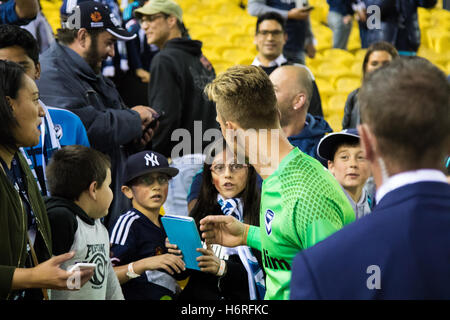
[217,195,266,300]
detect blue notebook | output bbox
[161,215,203,271]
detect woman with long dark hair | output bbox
[177,138,265,300]
[0,60,92,300]
[342,41,399,129]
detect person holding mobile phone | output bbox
[45,145,124,300]
[134,0,219,218]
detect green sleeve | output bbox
[246,225,261,250]
[0,265,15,299]
[292,196,346,250]
[304,219,342,249]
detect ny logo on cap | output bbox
[144,153,159,167]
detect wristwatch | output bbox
[126,263,140,279]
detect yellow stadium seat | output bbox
[325,114,343,132]
[228,33,254,46]
[315,77,335,103]
[316,62,354,84]
[222,48,252,62]
[236,56,253,65]
[321,48,355,60]
[334,76,360,94]
[435,33,450,54]
[327,93,348,115]
[212,60,233,75]
[354,49,367,61]
[350,62,363,77]
[347,35,362,52]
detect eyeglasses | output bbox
[210,164,248,175]
[134,174,170,186]
[257,30,284,37]
[139,13,168,23]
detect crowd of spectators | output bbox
[0,0,449,302]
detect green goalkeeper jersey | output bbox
[247,147,355,300]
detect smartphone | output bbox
[300,6,314,11]
[147,111,165,130]
[67,262,97,273]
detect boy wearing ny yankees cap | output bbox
[109,151,186,300]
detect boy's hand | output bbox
[199,215,248,247]
[143,254,186,275]
[165,237,182,256]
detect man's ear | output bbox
[358,124,376,163]
[77,28,89,48]
[292,93,306,111]
[167,15,178,29]
[88,181,98,200]
[225,120,239,131]
[121,185,134,200]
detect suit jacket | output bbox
[290,181,450,299]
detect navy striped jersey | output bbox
[109,208,179,300]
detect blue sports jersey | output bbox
[109,208,180,300]
[23,104,90,195]
[0,1,33,25]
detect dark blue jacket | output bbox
[290,181,450,299]
[327,0,354,15]
[37,41,143,226]
[288,114,333,161]
[0,0,34,25]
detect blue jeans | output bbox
[328,10,353,50]
[283,48,306,65]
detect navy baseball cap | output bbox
[123,151,179,185]
[317,128,360,161]
[61,0,136,41]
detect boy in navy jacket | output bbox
[109,151,186,300]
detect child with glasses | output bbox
[172,139,265,300]
[109,151,186,300]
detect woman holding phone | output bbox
[0,60,92,300]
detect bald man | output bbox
[269,65,332,163]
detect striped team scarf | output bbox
[22,101,61,196]
[217,195,266,300]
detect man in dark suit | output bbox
[290,57,450,299]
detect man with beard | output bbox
[134,0,219,216]
[37,1,158,227]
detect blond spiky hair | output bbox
[205,65,279,129]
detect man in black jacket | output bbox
[135,0,219,216]
[37,1,158,227]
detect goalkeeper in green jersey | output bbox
[201,65,355,300]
